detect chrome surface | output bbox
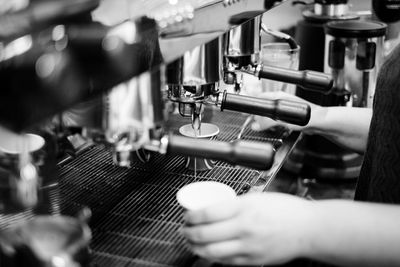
[166,37,222,101]
[314,3,349,17]
[224,16,261,59]
[166,37,222,133]
[222,16,261,90]
[96,70,165,167]
[324,35,385,108]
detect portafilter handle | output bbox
[250,65,334,93]
[166,135,275,170]
[219,91,311,126]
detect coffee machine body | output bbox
[295,0,359,104]
[324,20,387,108]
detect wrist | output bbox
[302,105,327,135]
[295,200,323,259]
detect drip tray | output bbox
[2,110,291,267]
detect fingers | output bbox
[191,239,245,260]
[184,199,239,225]
[251,116,279,131]
[218,255,264,266]
[183,219,241,244]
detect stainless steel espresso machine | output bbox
[0,0,334,266]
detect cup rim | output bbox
[176,181,236,210]
[179,123,219,138]
[0,133,45,154]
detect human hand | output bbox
[182,192,317,266]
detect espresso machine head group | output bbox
[223,15,334,94]
[166,37,222,136]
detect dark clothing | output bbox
[355,44,400,203]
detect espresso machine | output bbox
[0,0,337,266]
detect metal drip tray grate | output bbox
[1,110,289,266]
[65,153,263,266]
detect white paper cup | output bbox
[176,181,237,211]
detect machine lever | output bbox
[220,91,311,126]
[167,135,275,170]
[256,65,333,93]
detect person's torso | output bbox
[356,44,400,203]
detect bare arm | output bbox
[305,199,400,267]
[304,106,372,154]
[252,92,372,154]
[183,193,400,267]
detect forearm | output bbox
[304,200,400,267]
[303,106,372,154]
